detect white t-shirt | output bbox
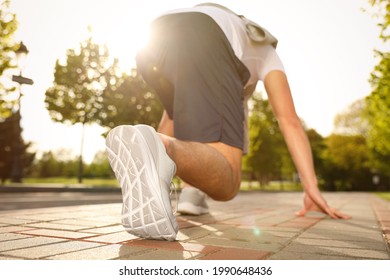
[161,5,285,88]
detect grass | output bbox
[5,177,303,192]
[240,180,303,192]
[376,192,390,202]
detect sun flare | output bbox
[90,5,156,71]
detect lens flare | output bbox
[252,226,262,236]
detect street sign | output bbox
[12,75,34,85]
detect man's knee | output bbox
[208,173,241,201]
[206,142,242,201]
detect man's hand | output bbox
[296,192,351,219]
[264,71,351,220]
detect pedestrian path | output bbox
[0,192,389,260]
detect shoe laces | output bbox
[170,181,178,214]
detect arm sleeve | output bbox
[258,45,285,81]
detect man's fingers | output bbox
[296,206,351,220]
[299,194,352,219]
[333,209,352,220]
[326,208,352,220]
[295,208,307,217]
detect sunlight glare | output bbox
[89,4,155,71]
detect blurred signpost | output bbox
[10,42,34,183]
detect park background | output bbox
[0,0,389,195]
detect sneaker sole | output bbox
[105,125,177,241]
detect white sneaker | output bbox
[178,186,209,215]
[105,125,178,241]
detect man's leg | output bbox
[158,110,174,137]
[158,112,209,215]
[157,111,242,201]
[138,14,248,203]
[165,137,242,201]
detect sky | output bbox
[7,0,383,163]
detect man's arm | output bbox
[264,70,351,219]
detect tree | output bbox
[45,37,112,183]
[45,37,111,126]
[33,151,62,178]
[368,0,390,41]
[0,115,14,183]
[321,134,373,191]
[242,93,290,186]
[365,0,390,180]
[0,112,35,184]
[0,0,18,119]
[45,36,164,182]
[333,99,369,136]
[84,151,113,178]
[306,129,326,182]
[99,68,163,130]
[29,150,80,178]
[365,51,390,175]
[0,1,35,183]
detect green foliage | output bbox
[369,0,390,41]
[45,36,163,129]
[242,93,293,185]
[306,129,326,177]
[28,150,113,179]
[321,134,373,191]
[44,37,163,182]
[364,0,390,177]
[333,99,368,136]
[84,151,113,178]
[0,114,15,182]
[365,51,390,174]
[0,0,18,119]
[376,192,390,201]
[45,37,111,125]
[99,69,163,130]
[0,0,17,77]
[29,151,79,178]
[241,93,386,190]
[0,112,35,184]
[33,151,63,178]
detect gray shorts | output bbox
[136,12,250,150]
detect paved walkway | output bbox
[0,191,389,260]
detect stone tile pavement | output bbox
[0,191,389,260]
